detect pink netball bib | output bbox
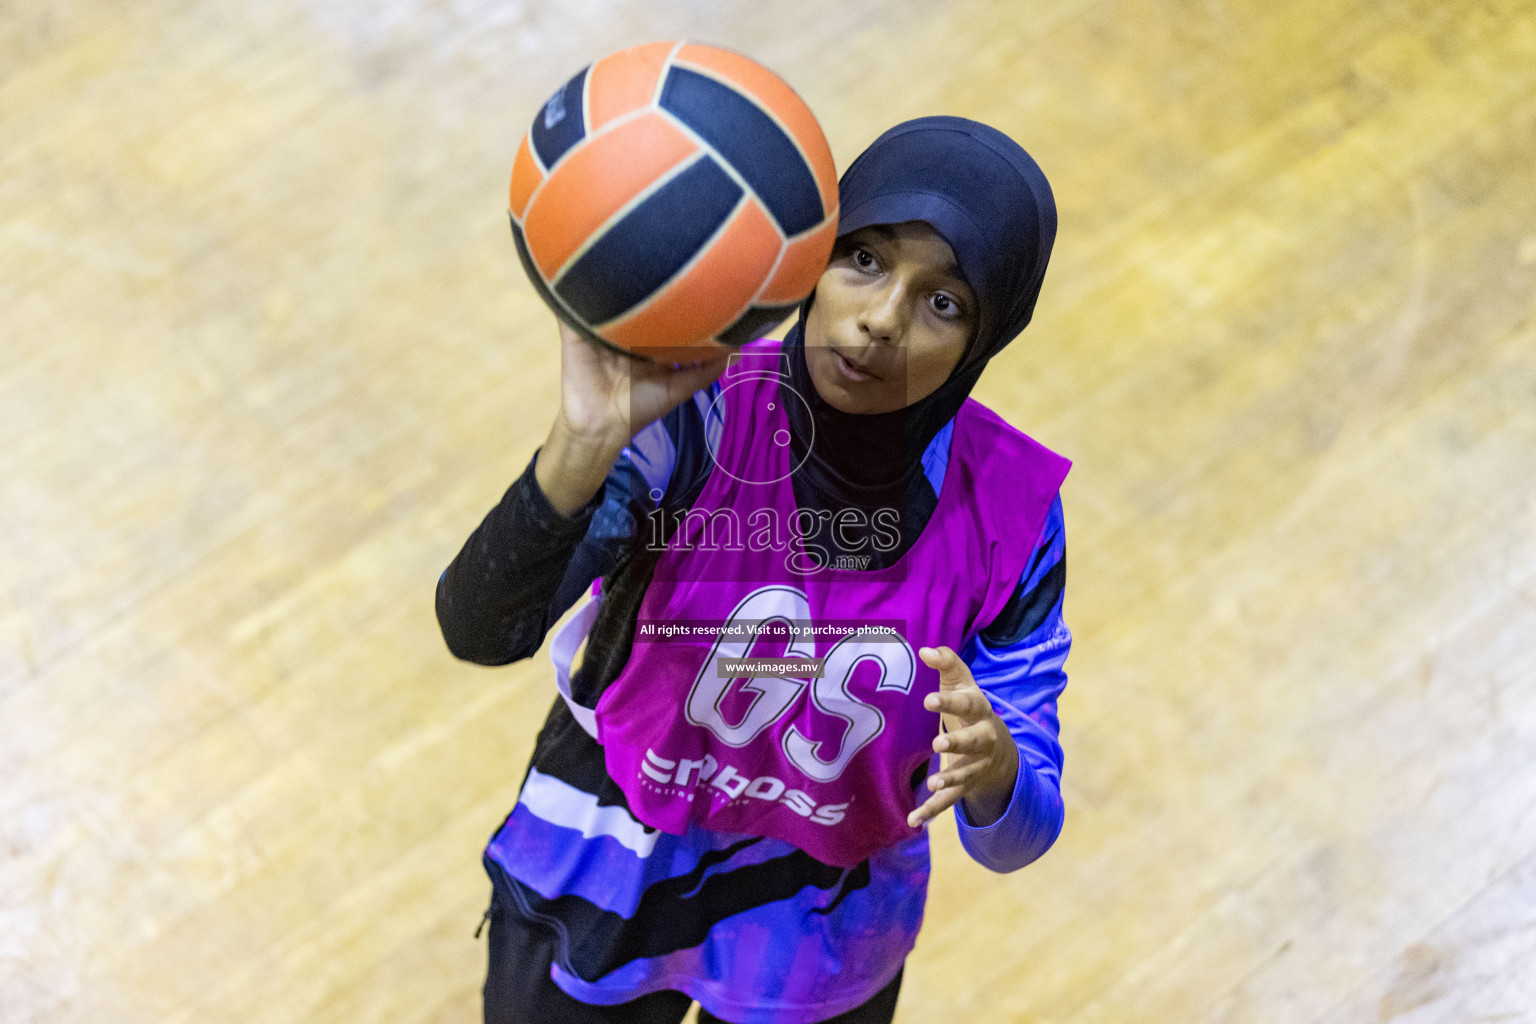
[586,340,1069,867]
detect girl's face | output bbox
[803,221,977,414]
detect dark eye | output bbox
[852,248,876,269]
[931,293,961,318]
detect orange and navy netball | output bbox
[508,42,839,361]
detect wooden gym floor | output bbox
[4,0,1535,1020]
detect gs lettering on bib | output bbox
[555,339,1069,868]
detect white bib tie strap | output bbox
[549,594,603,740]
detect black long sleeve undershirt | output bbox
[435,452,605,665]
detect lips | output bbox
[834,351,880,381]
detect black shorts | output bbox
[481,885,902,1024]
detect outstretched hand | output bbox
[907,645,1019,829]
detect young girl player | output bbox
[438,116,1071,1024]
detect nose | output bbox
[856,278,908,344]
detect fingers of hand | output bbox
[917,644,957,675]
[923,686,989,723]
[932,720,996,756]
[917,645,953,668]
[625,353,731,428]
[907,784,964,828]
[919,645,976,694]
[670,355,729,393]
[926,756,989,792]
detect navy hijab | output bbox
[780,116,1057,526]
